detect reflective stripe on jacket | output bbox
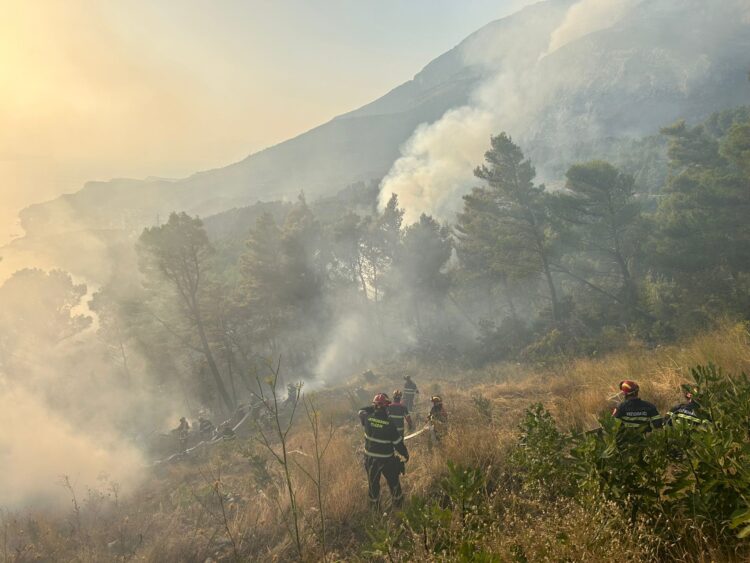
[360,408,409,459]
[667,401,710,426]
[388,402,410,433]
[613,397,662,431]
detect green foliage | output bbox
[651,111,750,329]
[511,403,573,496]
[138,212,235,412]
[471,394,493,423]
[513,365,750,554]
[458,132,562,322]
[474,317,532,365]
[364,462,492,559]
[554,160,643,314]
[439,460,486,516]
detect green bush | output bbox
[516,364,750,555]
[510,403,575,497]
[364,364,750,561]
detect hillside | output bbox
[18,0,750,239]
[3,323,749,561]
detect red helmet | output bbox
[681,383,698,400]
[619,380,639,397]
[372,393,391,408]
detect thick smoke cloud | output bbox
[379,106,496,224]
[0,382,144,509]
[0,243,182,508]
[377,1,580,222]
[378,0,748,222]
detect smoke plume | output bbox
[0,382,144,509]
[378,0,746,223]
[544,0,639,56]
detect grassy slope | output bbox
[3,323,749,561]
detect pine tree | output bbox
[466,133,562,322]
[397,214,452,331]
[653,116,750,322]
[554,161,642,309]
[138,212,234,412]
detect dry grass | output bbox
[2,322,749,561]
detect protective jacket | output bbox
[359,406,408,509]
[198,418,215,436]
[613,397,662,431]
[429,403,448,424]
[359,406,409,459]
[403,379,419,408]
[388,401,413,436]
[667,400,710,426]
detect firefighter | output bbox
[427,395,448,450]
[612,380,663,432]
[402,375,419,411]
[175,417,190,452]
[284,382,299,408]
[358,393,409,510]
[218,421,236,441]
[388,390,414,437]
[666,384,710,427]
[198,416,215,440]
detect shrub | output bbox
[514,365,750,557]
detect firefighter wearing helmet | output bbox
[388,390,414,437]
[402,375,419,410]
[612,380,663,432]
[358,393,409,510]
[427,395,448,451]
[666,384,711,427]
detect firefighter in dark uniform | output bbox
[198,416,215,440]
[284,382,299,409]
[388,390,414,437]
[175,417,191,452]
[402,375,419,411]
[612,380,663,433]
[427,395,448,451]
[666,385,710,427]
[358,393,409,510]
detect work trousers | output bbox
[403,395,415,411]
[364,455,403,509]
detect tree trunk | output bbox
[115,320,132,383]
[540,253,561,322]
[194,308,234,413]
[501,277,519,320]
[225,343,239,406]
[613,245,638,307]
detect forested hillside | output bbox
[2,322,749,561]
[2,1,750,560]
[3,104,747,424]
[14,0,750,241]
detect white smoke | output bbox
[0,381,144,509]
[0,258,183,509]
[379,106,497,224]
[314,312,371,385]
[544,0,639,56]
[377,0,641,222]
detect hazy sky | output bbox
[0,0,531,241]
